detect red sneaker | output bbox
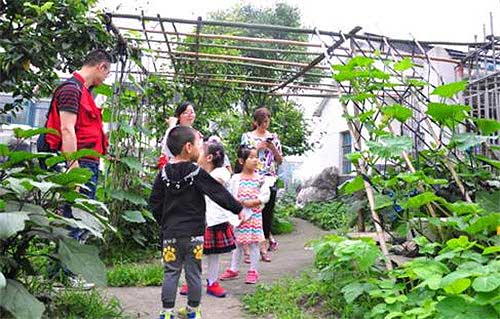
[206,281,226,297]
[245,270,259,284]
[219,268,239,281]
[179,283,188,295]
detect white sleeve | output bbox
[211,167,231,185]
[258,179,271,204]
[161,127,174,156]
[228,174,240,197]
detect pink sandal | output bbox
[260,251,271,262]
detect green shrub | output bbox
[293,199,354,232]
[107,263,163,287]
[50,289,125,319]
[272,204,296,235]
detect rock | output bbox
[296,166,339,207]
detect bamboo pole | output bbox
[119,26,323,47]
[126,37,324,55]
[170,50,330,69]
[341,103,393,270]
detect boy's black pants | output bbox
[161,236,204,308]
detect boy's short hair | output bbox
[167,126,196,156]
[83,49,114,66]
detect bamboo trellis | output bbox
[104,12,500,269]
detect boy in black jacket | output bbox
[150,126,243,319]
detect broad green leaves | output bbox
[339,175,364,194]
[366,135,412,159]
[58,239,106,286]
[0,279,45,319]
[475,118,500,135]
[0,212,29,239]
[0,272,5,289]
[431,81,468,98]
[393,57,414,72]
[426,103,471,128]
[449,133,490,151]
[13,127,58,139]
[381,104,413,123]
[122,210,147,223]
[341,282,374,303]
[93,84,113,97]
[436,296,497,319]
[472,275,500,292]
[110,190,148,206]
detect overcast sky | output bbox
[100,0,500,43]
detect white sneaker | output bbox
[69,276,95,290]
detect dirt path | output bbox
[105,218,328,318]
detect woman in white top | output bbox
[240,107,283,261]
[157,101,203,168]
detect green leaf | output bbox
[339,175,365,194]
[3,151,46,167]
[93,84,113,97]
[404,192,442,209]
[48,167,92,185]
[431,80,468,98]
[0,272,5,289]
[345,152,362,164]
[58,239,106,286]
[381,104,413,122]
[102,108,111,123]
[13,127,58,139]
[393,57,414,71]
[465,213,500,234]
[446,235,471,250]
[110,190,148,206]
[475,118,500,135]
[443,278,471,294]
[64,149,102,161]
[476,190,500,213]
[366,135,412,159]
[449,133,490,150]
[374,193,392,210]
[426,103,471,128]
[122,210,146,223]
[44,154,67,167]
[0,212,30,239]
[121,156,143,172]
[482,246,500,255]
[0,279,45,319]
[436,296,497,319]
[445,201,484,215]
[341,282,373,303]
[0,199,5,211]
[472,275,500,292]
[475,155,500,169]
[406,79,428,87]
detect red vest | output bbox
[45,72,108,157]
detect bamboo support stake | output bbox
[342,103,393,270]
[119,26,323,47]
[170,50,330,69]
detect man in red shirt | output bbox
[44,49,112,240]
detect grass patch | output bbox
[242,274,322,319]
[101,244,158,266]
[243,270,373,319]
[50,289,126,318]
[107,263,163,287]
